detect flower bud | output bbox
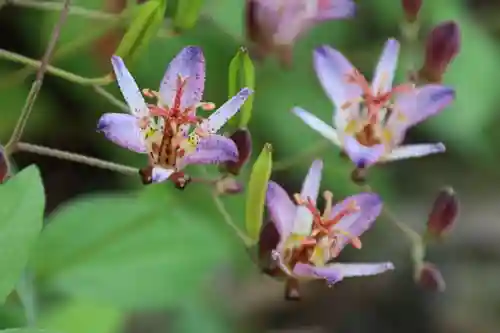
[401,0,422,23]
[169,171,191,190]
[225,129,252,175]
[416,262,446,292]
[419,21,460,83]
[215,177,244,195]
[257,220,281,277]
[425,186,459,240]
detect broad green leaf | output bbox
[0,165,44,303]
[245,143,273,243]
[32,192,233,310]
[39,300,123,333]
[173,0,204,31]
[115,0,168,66]
[228,47,255,128]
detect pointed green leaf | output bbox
[245,143,273,243]
[115,0,168,66]
[0,165,44,303]
[31,191,234,310]
[228,47,255,128]
[173,0,204,31]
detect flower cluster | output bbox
[91,0,461,300]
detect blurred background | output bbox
[0,0,499,332]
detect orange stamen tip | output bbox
[351,237,362,249]
[323,191,333,200]
[200,102,216,111]
[293,193,304,205]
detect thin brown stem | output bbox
[16,142,139,175]
[5,0,72,151]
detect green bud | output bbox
[245,143,272,244]
[228,47,255,129]
[115,0,168,66]
[173,0,204,31]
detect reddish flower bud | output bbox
[416,262,446,292]
[426,187,459,240]
[257,220,282,277]
[401,0,422,23]
[215,177,244,195]
[0,146,10,184]
[419,21,460,83]
[169,171,191,190]
[225,128,252,175]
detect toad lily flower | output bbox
[265,159,393,297]
[246,0,355,66]
[97,46,253,184]
[292,38,455,170]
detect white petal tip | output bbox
[435,143,446,153]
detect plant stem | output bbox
[273,140,330,172]
[93,85,129,112]
[200,167,252,246]
[5,0,72,151]
[15,142,139,175]
[0,49,113,86]
[7,0,117,20]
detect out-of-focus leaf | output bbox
[0,165,44,303]
[174,299,231,333]
[115,0,167,66]
[173,0,204,31]
[0,329,60,333]
[39,300,123,333]
[31,190,234,310]
[228,47,255,128]
[245,143,272,243]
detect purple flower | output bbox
[246,0,355,66]
[292,38,455,170]
[97,46,253,183]
[265,159,393,290]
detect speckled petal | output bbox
[266,181,297,238]
[393,85,455,131]
[383,143,445,162]
[371,39,400,95]
[313,45,363,130]
[159,46,205,109]
[200,88,253,134]
[294,262,394,284]
[97,113,146,153]
[343,136,385,168]
[315,0,356,21]
[292,159,323,235]
[111,56,148,116]
[181,136,239,166]
[292,107,341,146]
[293,262,342,284]
[152,167,175,183]
[330,192,383,251]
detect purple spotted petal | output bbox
[393,84,455,130]
[313,46,362,130]
[152,167,174,183]
[97,113,146,153]
[330,193,383,251]
[200,88,253,134]
[111,56,148,116]
[371,39,400,95]
[266,181,297,238]
[315,0,356,21]
[383,143,445,162]
[159,46,205,109]
[343,136,385,168]
[181,136,239,166]
[294,262,394,284]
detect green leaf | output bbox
[0,329,60,333]
[39,300,123,333]
[228,47,255,128]
[32,191,234,310]
[245,143,273,243]
[115,0,168,66]
[173,0,204,31]
[0,165,44,303]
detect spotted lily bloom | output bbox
[265,159,393,295]
[246,0,355,66]
[97,46,253,183]
[292,39,455,170]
